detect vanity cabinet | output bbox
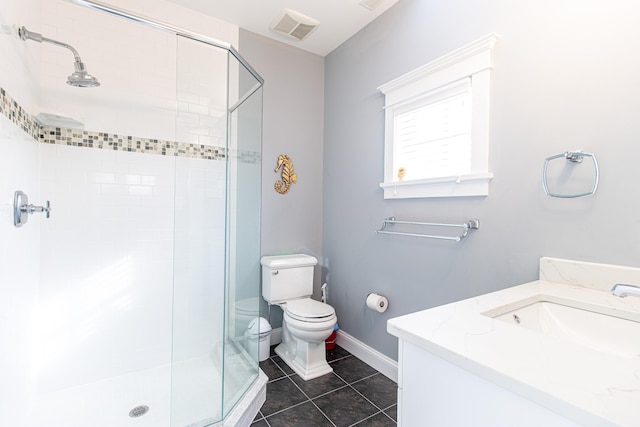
[389,258,640,426]
[397,340,580,426]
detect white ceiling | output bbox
[165,0,400,57]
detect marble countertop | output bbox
[387,257,640,427]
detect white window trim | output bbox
[378,33,499,199]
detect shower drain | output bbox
[129,405,149,418]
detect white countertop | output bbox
[387,257,640,427]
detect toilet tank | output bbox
[261,254,317,304]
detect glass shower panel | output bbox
[171,35,229,427]
[223,56,263,418]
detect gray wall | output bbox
[323,0,640,359]
[239,30,325,328]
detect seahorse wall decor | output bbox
[274,154,297,194]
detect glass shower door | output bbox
[223,54,263,418]
[171,35,229,426]
[171,36,263,425]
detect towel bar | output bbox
[375,217,479,242]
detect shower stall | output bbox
[0,0,264,426]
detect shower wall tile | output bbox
[0,0,40,110]
[176,35,229,148]
[37,144,176,393]
[0,115,40,426]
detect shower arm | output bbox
[19,26,84,64]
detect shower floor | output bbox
[28,344,258,427]
[30,361,174,427]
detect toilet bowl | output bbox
[275,298,337,380]
[261,254,338,381]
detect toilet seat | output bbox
[285,298,335,323]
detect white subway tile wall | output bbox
[0,113,41,426]
[37,144,177,392]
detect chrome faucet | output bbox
[611,283,640,298]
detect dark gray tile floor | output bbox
[253,345,397,427]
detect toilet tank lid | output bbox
[261,254,317,268]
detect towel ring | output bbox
[542,151,599,198]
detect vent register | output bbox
[359,0,387,10]
[270,8,319,41]
[269,1,387,42]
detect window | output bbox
[378,33,499,199]
[394,78,472,181]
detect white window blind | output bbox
[392,79,471,181]
[378,33,498,199]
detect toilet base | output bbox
[275,341,333,381]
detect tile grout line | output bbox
[348,378,391,413]
[328,354,353,364]
[347,409,393,427]
[330,371,395,426]
[381,403,397,411]
[261,388,337,427]
[285,372,339,427]
[264,355,289,383]
[262,371,339,426]
[261,397,309,420]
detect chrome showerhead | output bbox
[67,60,100,88]
[19,26,100,88]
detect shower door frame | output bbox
[67,0,263,86]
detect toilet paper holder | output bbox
[366,292,388,313]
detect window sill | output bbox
[379,173,493,199]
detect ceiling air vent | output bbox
[270,8,319,41]
[359,0,387,10]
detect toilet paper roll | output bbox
[366,293,388,313]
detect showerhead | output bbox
[67,60,100,88]
[19,26,100,88]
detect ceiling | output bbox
[165,0,400,57]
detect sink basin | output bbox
[484,296,640,358]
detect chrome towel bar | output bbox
[375,217,479,242]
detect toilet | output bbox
[261,254,337,380]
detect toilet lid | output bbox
[286,298,335,321]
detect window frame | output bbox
[378,33,499,199]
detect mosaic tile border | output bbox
[0,87,40,140]
[40,126,228,160]
[1,86,260,163]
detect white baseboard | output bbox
[336,330,398,383]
